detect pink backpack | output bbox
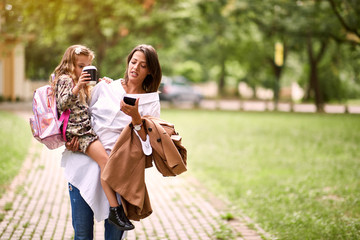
[29,85,70,149]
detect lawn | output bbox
[0,111,32,197]
[161,109,360,240]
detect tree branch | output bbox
[327,0,360,38]
[316,40,328,63]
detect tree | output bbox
[243,0,292,108]
[243,0,349,112]
[184,0,244,96]
[7,0,182,79]
[327,0,360,45]
[5,0,360,108]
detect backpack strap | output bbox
[59,109,71,141]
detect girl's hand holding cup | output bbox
[73,71,91,95]
[79,71,91,87]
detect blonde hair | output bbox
[50,45,95,103]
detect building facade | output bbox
[0,36,26,101]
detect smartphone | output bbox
[123,96,136,106]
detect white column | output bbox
[13,43,25,100]
[0,60,3,97]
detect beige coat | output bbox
[102,116,187,221]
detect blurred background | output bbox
[0,0,359,112]
[1,1,360,239]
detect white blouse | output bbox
[61,79,160,222]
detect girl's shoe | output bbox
[108,205,135,231]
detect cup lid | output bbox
[83,66,97,71]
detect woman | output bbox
[63,44,162,240]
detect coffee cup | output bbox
[83,66,97,86]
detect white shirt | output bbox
[61,79,160,222]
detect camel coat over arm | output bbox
[102,116,187,221]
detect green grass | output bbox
[347,99,360,105]
[161,109,360,240]
[0,111,32,197]
[4,202,13,211]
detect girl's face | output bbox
[74,55,92,79]
[127,51,150,84]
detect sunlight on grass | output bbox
[161,109,360,240]
[0,111,32,197]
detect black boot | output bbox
[108,205,135,231]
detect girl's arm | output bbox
[57,73,90,111]
[56,76,78,111]
[72,71,90,95]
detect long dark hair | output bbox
[124,44,162,93]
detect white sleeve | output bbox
[146,100,161,118]
[89,81,106,108]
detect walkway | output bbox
[0,109,271,240]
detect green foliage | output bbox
[214,222,235,240]
[319,64,343,102]
[221,212,234,221]
[174,60,203,83]
[0,111,32,198]
[3,0,360,103]
[161,109,360,240]
[13,0,185,80]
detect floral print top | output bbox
[55,74,96,139]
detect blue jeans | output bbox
[68,183,124,240]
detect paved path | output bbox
[0,110,271,240]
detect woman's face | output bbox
[74,55,92,79]
[127,51,150,84]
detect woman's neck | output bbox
[122,80,145,94]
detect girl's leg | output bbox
[85,140,118,207]
[86,140,134,231]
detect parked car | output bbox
[159,76,203,105]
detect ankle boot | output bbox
[108,205,135,231]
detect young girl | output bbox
[51,44,134,231]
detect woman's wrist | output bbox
[131,114,142,126]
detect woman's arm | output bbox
[65,137,80,152]
[120,98,147,141]
[147,100,161,118]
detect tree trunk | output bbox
[269,42,287,111]
[309,62,324,112]
[307,37,328,113]
[273,65,282,110]
[218,58,226,96]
